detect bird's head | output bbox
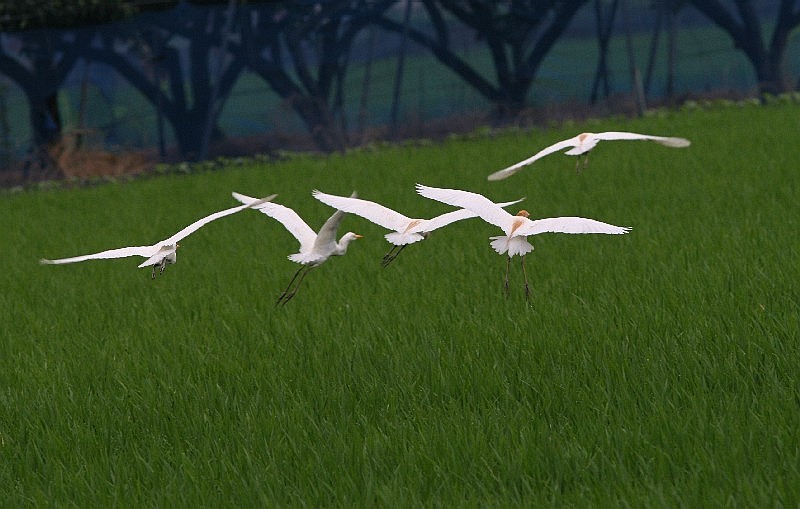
[516,210,530,218]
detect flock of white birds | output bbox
[41,131,690,303]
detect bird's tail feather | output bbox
[384,232,425,246]
[490,236,534,257]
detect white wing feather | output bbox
[314,208,347,249]
[519,217,631,236]
[487,137,579,181]
[312,190,411,231]
[416,184,517,234]
[233,192,317,250]
[313,191,357,249]
[418,208,478,232]
[164,194,276,245]
[40,245,156,265]
[593,131,691,147]
[418,197,526,233]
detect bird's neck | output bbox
[335,236,355,255]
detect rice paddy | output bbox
[1,98,798,507]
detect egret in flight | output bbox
[415,184,631,300]
[312,189,524,266]
[488,131,691,179]
[233,191,362,305]
[40,194,277,278]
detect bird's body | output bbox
[40,195,277,278]
[233,191,361,304]
[311,189,524,265]
[415,184,631,299]
[488,131,691,180]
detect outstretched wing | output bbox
[416,184,518,235]
[312,190,411,232]
[314,191,357,249]
[593,131,691,147]
[519,216,631,236]
[164,194,277,245]
[418,197,526,233]
[233,192,317,250]
[487,137,579,181]
[40,245,155,265]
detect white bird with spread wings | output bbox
[488,131,691,180]
[312,189,524,266]
[416,184,631,300]
[40,194,277,278]
[233,191,362,305]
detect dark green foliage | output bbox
[0,1,147,30]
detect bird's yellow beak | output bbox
[355,234,363,239]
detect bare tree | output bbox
[590,0,619,104]
[0,30,90,147]
[242,1,395,152]
[687,0,800,95]
[375,0,589,122]
[84,3,246,159]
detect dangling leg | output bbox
[503,256,511,298]
[574,155,581,173]
[281,266,313,305]
[521,255,531,301]
[151,259,165,279]
[582,152,590,171]
[382,245,399,265]
[276,266,305,305]
[382,245,407,267]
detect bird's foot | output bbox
[280,290,298,305]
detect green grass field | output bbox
[2,99,799,507]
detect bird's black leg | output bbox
[521,255,531,302]
[381,245,399,266]
[276,266,305,306]
[151,259,165,279]
[504,256,511,298]
[575,156,581,173]
[381,245,407,267]
[281,266,313,305]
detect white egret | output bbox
[312,189,525,266]
[488,131,691,179]
[40,194,277,278]
[232,191,362,305]
[415,184,631,299]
